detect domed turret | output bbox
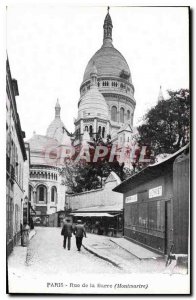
[46,99,67,142]
[78,64,109,120]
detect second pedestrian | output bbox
[74,220,86,251]
[61,219,73,250]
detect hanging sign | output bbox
[149,186,162,198]
[125,194,138,203]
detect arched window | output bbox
[85,126,88,132]
[127,110,130,120]
[37,185,47,203]
[98,126,101,134]
[102,127,105,138]
[120,107,125,123]
[111,106,117,122]
[51,186,57,203]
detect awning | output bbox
[70,205,123,212]
[70,212,118,217]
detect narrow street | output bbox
[8,227,188,284]
[8,227,123,281]
[8,227,189,293]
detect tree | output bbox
[137,89,190,156]
[60,135,125,194]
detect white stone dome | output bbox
[46,100,67,143]
[78,85,109,120]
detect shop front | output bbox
[114,144,189,255]
[70,207,123,237]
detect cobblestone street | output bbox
[8,227,189,294]
[8,227,122,282]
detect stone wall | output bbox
[67,172,123,211]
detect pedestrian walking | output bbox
[74,220,86,251]
[21,219,30,247]
[61,219,73,250]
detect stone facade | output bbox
[27,103,68,221]
[27,8,136,222]
[6,58,27,255]
[75,9,135,144]
[66,172,123,212]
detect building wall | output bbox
[173,153,189,254]
[29,165,66,216]
[67,177,123,211]
[6,58,26,255]
[124,169,173,253]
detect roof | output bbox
[46,100,68,142]
[72,204,123,213]
[28,134,59,151]
[46,117,66,142]
[78,83,109,120]
[105,171,121,185]
[82,45,131,84]
[70,212,117,217]
[118,123,133,133]
[113,144,189,193]
[27,134,59,166]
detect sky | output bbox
[6,4,189,140]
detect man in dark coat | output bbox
[61,219,73,250]
[74,220,86,251]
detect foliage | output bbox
[60,135,125,194]
[137,89,190,156]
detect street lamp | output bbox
[24,196,29,225]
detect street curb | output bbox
[82,244,122,269]
[29,229,36,241]
[110,239,141,260]
[25,230,36,265]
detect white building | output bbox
[27,8,137,225]
[74,8,135,145]
[27,101,70,225]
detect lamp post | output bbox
[24,196,29,225]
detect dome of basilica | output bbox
[83,45,132,84]
[82,8,132,85]
[46,99,67,143]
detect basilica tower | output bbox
[79,7,136,139]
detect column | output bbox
[106,122,110,136]
[93,118,97,133]
[80,120,84,134]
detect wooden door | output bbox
[165,200,173,254]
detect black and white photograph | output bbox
[4,1,190,295]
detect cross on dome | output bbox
[103,6,113,45]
